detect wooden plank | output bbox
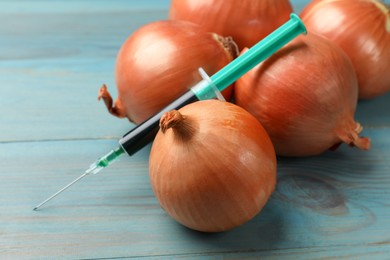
[1,128,390,258]
[1,0,390,259]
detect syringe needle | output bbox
[33,172,89,211]
[33,147,124,211]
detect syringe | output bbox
[33,14,306,210]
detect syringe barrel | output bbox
[119,14,306,156]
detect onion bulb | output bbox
[98,20,238,124]
[234,33,371,157]
[300,0,390,99]
[169,0,293,50]
[149,100,276,232]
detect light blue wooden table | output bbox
[1,0,390,258]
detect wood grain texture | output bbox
[1,0,390,259]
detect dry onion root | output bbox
[149,100,277,232]
[234,33,371,157]
[300,0,390,99]
[98,20,238,124]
